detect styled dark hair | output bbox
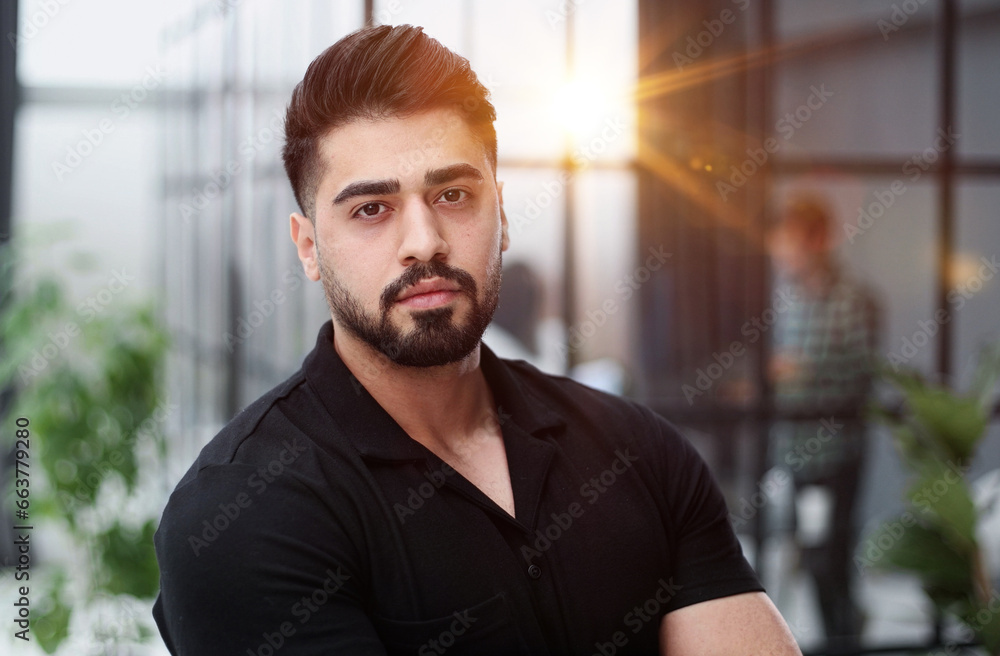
[282,24,497,220]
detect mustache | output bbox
[379,260,478,314]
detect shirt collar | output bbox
[301,321,565,462]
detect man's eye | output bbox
[356,202,385,218]
[439,189,467,203]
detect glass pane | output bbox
[13,104,160,294]
[961,0,1000,14]
[500,166,566,291]
[954,182,1000,382]
[957,7,1000,157]
[572,169,638,376]
[470,0,567,161]
[777,0,934,40]
[16,0,173,86]
[774,2,939,158]
[572,0,638,164]
[251,1,287,89]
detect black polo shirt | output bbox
[153,321,762,655]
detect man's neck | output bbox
[331,323,498,453]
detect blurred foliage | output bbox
[0,248,168,653]
[868,340,1000,655]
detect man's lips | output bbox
[395,278,461,309]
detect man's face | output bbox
[291,107,509,367]
[767,222,828,282]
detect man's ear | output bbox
[497,180,509,252]
[290,212,321,281]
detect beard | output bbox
[317,249,502,368]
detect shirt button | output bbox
[527,564,541,579]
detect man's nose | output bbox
[396,199,449,264]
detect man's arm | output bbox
[154,463,387,655]
[660,592,802,656]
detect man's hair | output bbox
[778,194,832,243]
[282,24,497,220]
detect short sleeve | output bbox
[152,463,387,655]
[641,408,765,612]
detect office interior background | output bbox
[1,0,999,653]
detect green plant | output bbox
[0,253,169,653]
[868,340,1000,655]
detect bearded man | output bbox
[152,24,802,656]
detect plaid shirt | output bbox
[771,267,879,476]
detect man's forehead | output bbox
[316,109,488,182]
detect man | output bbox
[153,24,802,655]
[767,195,880,650]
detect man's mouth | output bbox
[395,278,461,309]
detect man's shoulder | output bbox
[494,355,673,441]
[156,364,364,554]
[497,356,720,522]
[173,367,316,487]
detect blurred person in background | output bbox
[484,261,544,363]
[483,260,566,375]
[767,194,880,651]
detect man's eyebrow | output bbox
[333,179,400,205]
[424,163,484,187]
